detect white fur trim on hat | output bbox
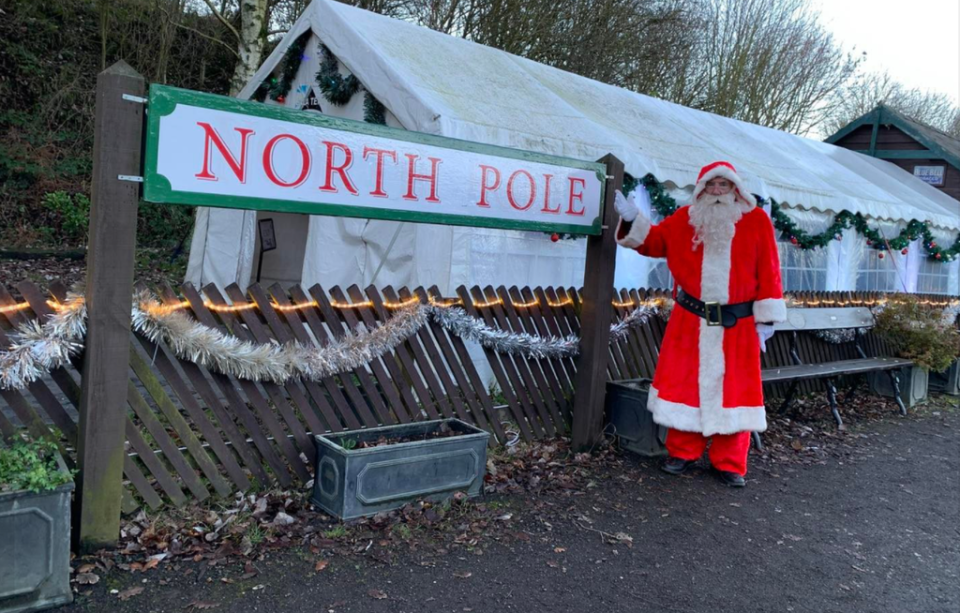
[694,165,757,207]
[615,215,651,249]
[753,298,787,324]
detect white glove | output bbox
[756,323,776,353]
[614,190,639,222]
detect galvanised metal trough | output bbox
[0,455,73,613]
[310,418,489,520]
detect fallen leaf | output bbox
[546,561,559,568]
[77,573,99,585]
[554,547,566,553]
[118,586,144,600]
[453,572,472,579]
[315,560,329,573]
[77,564,96,574]
[185,600,219,610]
[368,589,388,600]
[143,558,160,572]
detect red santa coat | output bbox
[616,201,786,436]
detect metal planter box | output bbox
[930,360,960,396]
[605,379,667,457]
[0,458,74,613]
[311,418,489,520]
[868,365,929,409]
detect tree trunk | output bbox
[229,0,268,96]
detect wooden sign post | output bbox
[75,78,618,546]
[572,155,623,450]
[75,61,144,551]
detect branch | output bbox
[199,0,241,42]
[177,22,241,58]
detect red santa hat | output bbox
[692,161,757,207]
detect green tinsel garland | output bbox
[548,174,960,262]
[363,92,387,125]
[252,32,311,103]
[317,44,361,106]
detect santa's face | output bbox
[704,178,733,197]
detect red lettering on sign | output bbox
[567,177,586,216]
[195,123,254,183]
[477,165,501,208]
[507,170,536,211]
[363,147,398,198]
[318,141,359,195]
[541,174,560,214]
[262,134,311,188]
[403,154,441,202]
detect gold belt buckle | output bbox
[704,302,723,326]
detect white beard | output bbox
[689,191,743,250]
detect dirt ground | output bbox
[60,396,959,613]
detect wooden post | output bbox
[75,61,144,551]
[571,155,623,450]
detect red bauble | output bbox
[790,237,798,245]
[866,240,872,246]
[901,248,909,255]
[931,242,937,248]
[550,233,560,242]
[277,95,286,103]
[935,253,942,260]
[878,252,885,259]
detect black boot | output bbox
[661,456,696,476]
[717,470,746,488]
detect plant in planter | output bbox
[871,297,960,406]
[0,437,75,613]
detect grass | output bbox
[323,525,347,539]
[248,523,265,546]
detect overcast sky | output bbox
[813,0,960,104]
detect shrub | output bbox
[874,296,960,372]
[41,190,90,245]
[0,437,74,493]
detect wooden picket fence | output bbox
[0,281,946,513]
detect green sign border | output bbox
[143,85,606,235]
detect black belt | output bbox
[676,290,753,328]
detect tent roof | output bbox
[242,0,960,231]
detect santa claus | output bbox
[615,161,785,487]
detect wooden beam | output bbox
[850,149,940,160]
[75,61,144,552]
[868,109,881,156]
[571,155,623,450]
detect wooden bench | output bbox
[755,307,911,446]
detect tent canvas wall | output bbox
[186,0,960,297]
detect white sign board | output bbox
[913,165,945,186]
[144,85,606,235]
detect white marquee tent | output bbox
[186,0,960,297]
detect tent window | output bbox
[916,258,951,295]
[855,250,908,292]
[647,260,674,290]
[777,240,828,291]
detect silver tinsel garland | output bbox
[0,290,663,390]
[133,291,429,385]
[0,293,87,390]
[814,327,867,344]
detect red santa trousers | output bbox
[665,428,751,476]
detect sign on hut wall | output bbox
[144,85,606,235]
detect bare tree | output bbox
[822,70,960,138]
[679,0,861,135]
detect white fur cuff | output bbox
[615,215,651,249]
[753,298,787,323]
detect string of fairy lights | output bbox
[0,293,956,319]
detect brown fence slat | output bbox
[313,285,413,425]
[272,285,367,432]
[421,286,506,444]
[470,285,547,438]
[502,286,566,432]
[124,419,187,507]
[221,284,318,460]
[123,453,165,510]
[128,345,233,497]
[365,286,443,421]
[134,334,251,492]
[172,285,295,488]
[513,286,572,421]
[456,285,535,441]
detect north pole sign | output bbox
[143,85,606,235]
